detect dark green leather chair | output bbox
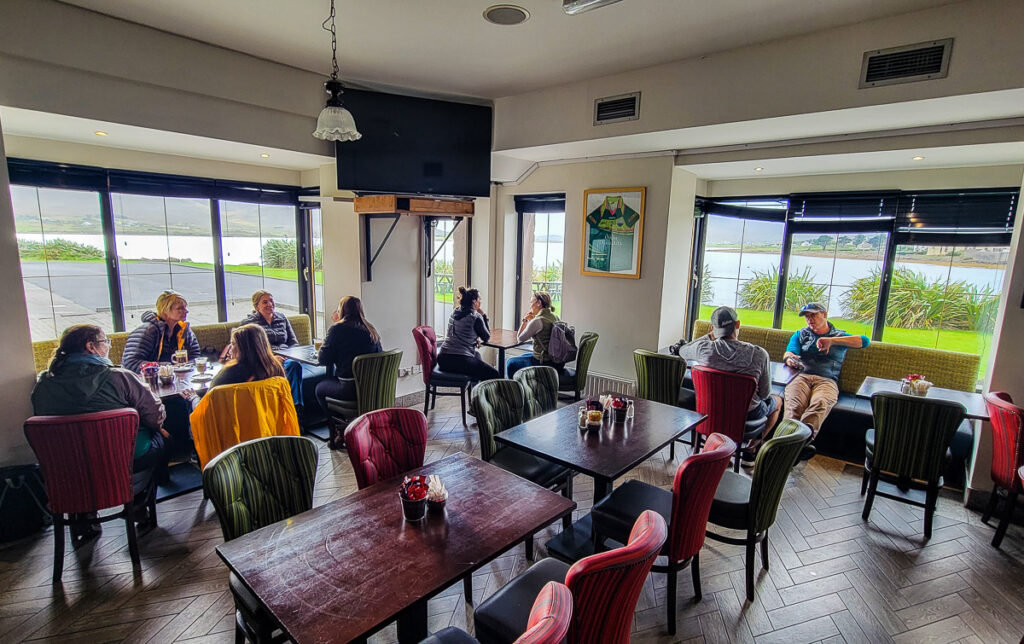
[558,332,599,400]
[861,391,966,539]
[203,435,319,644]
[706,419,811,601]
[325,349,402,449]
[634,348,691,459]
[515,365,560,420]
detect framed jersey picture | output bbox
[580,187,645,279]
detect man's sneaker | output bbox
[740,451,756,468]
[798,444,816,461]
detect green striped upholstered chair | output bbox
[203,435,319,644]
[515,365,560,420]
[559,332,599,400]
[471,379,574,557]
[324,349,402,449]
[634,349,690,459]
[706,419,811,601]
[861,392,966,539]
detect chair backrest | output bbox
[572,332,599,391]
[564,509,668,644]
[24,409,139,515]
[691,365,758,442]
[353,349,403,415]
[202,435,319,542]
[633,349,685,406]
[344,408,428,489]
[870,391,966,483]
[412,326,437,386]
[749,419,812,534]
[515,365,560,420]
[985,391,1024,491]
[190,377,300,468]
[471,379,526,460]
[670,432,736,561]
[513,581,573,644]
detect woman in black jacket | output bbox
[315,296,382,413]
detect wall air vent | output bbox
[859,39,952,88]
[594,92,640,125]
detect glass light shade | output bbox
[313,106,362,141]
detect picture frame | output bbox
[580,187,645,279]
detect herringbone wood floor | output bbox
[3,397,1024,644]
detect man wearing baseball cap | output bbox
[783,302,869,460]
[676,306,782,454]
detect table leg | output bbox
[498,347,507,378]
[593,476,612,501]
[396,599,428,644]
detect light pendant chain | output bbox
[322,0,339,81]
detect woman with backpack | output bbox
[506,291,565,379]
[437,287,500,382]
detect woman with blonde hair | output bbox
[506,291,563,379]
[316,296,382,413]
[211,324,286,386]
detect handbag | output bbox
[0,464,52,542]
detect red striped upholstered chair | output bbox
[474,510,668,644]
[422,581,572,644]
[983,391,1024,548]
[344,408,428,489]
[24,409,143,582]
[413,325,472,426]
[591,433,736,634]
[692,365,767,471]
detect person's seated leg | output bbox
[471,353,500,382]
[162,396,193,461]
[505,354,537,379]
[783,374,811,421]
[131,430,167,529]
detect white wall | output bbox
[494,155,681,379]
[0,117,44,466]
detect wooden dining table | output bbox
[482,328,528,377]
[216,452,575,644]
[856,376,989,420]
[147,360,222,400]
[494,395,705,563]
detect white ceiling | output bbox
[58,0,957,100]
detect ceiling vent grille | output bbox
[594,92,640,125]
[860,39,952,88]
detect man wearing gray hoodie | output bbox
[677,306,782,435]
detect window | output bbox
[11,186,112,341]
[431,219,457,338]
[112,193,219,327]
[220,201,300,322]
[515,195,566,321]
[309,207,326,338]
[702,213,784,328]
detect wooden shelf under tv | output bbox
[354,195,474,216]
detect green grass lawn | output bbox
[177,261,322,282]
[698,305,992,382]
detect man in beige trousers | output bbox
[783,302,869,461]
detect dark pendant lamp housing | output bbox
[312,0,361,142]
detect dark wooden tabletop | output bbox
[148,361,221,400]
[856,376,988,420]
[273,344,321,366]
[657,347,799,387]
[216,452,575,644]
[483,329,527,350]
[495,397,706,482]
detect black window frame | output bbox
[513,194,566,323]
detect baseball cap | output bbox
[799,302,827,317]
[710,306,739,338]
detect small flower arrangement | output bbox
[400,475,429,501]
[901,374,932,396]
[906,374,924,382]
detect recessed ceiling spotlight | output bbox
[754,167,764,172]
[912,155,925,161]
[94,131,108,137]
[260,153,271,159]
[483,4,530,25]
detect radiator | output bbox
[583,372,636,397]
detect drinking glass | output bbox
[173,349,188,365]
[195,357,208,374]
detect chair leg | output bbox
[463,575,473,605]
[981,486,1000,523]
[423,386,431,414]
[691,553,702,602]
[459,385,467,427]
[761,531,769,571]
[525,535,534,560]
[431,391,437,410]
[670,440,675,461]
[52,513,65,583]
[124,503,141,569]
[993,492,1018,548]
[860,466,869,496]
[234,618,245,644]
[862,468,879,522]
[561,476,573,531]
[924,482,939,540]
[745,536,756,602]
[667,566,677,635]
[733,450,741,473]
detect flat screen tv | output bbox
[335,88,492,198]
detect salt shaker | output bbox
[578,407,587,428]
[626,399,634,420]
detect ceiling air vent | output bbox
[859,39,952,88]
[594,92,640,125]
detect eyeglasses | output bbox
[95,338,111,345]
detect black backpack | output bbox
[0,464,51,542]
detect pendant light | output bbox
[312,0,361,142]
